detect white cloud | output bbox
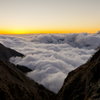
[0,33,99,93]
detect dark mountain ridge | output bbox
[0,43,24,61]
[0,43,55,100]
[0,59,55,100]
[54,49,100,100]
[0,43,32,73]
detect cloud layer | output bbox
[0,33,100,93]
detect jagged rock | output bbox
[54,49,100,100]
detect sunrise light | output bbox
[0,0,100,34]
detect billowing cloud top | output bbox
[0,33,100,93]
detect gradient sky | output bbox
[0,0,100,34]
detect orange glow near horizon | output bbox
[0,0,100,35]
[0,28,99,35]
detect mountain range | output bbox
[0,43,100,100]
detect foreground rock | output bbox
[54,49,100,100]
[0,60,55,100]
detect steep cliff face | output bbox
[54,49,100,100]
[0,60,55,100]
[0,43,24,61]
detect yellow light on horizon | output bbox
[0,29,31,34]
[0,28,99,35]
[10,30,28,34]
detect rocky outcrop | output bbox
[0,60,55,100]
[54,49,100,100]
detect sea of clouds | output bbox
[0,33,100,93]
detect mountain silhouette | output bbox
[0,43,24,61]
[0,43,55,100]
[1,42,100,100]
[54,49,100,100]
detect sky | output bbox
[0,0,100,34]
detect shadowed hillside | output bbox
[0,43,32,73]
[54,49,100,100]
[0,43,55,100]
[0,43,24,61]
[0,59,55,100]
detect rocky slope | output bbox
[54,49,100,100]
[0,59,55,100]
[0,43,24,61]
[0,43,55,100]
[0,43,32,73]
